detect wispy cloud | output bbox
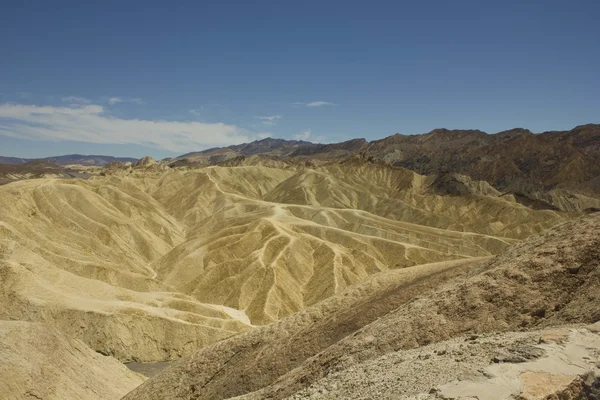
[108,97,123,105]
[62,96,91,105]
[255,115,282,126]
[294,128,326,143]
[0,102,251,153]
[306,101,335,107]
[108,97,144,106]
[294,101,336,108]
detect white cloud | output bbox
[294,101,335,108]
[108,97,144,106]
[293,128,326,143]
[0,102,251,153]
[62,96,91,105]
[255,115,282,126]
[306,101,334,107]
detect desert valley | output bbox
[1,124,599,399]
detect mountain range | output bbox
[171,124,600,212]
[2,124,599,212]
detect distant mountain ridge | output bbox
[170,123,600,212]
[174,124,599,167]
[171,125,600,189]
[174,137,368,165]
[2,124,598,211]
[0,154,138,166]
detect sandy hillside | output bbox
[0,157,596,400]
[0,160,573,363]
[124,212,600,400]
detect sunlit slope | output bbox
[265,161,569,238]
[0,254,252,362]
[0,178,251,362]
[151,203,512,325]
[0,161,573,361]
[124,213,600,400]
[0,179,184,284]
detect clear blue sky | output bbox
[1,0,599,159]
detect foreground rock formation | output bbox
[286,324,600,400]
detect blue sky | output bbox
[1,0,599,159]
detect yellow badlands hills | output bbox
[0,158,598,399]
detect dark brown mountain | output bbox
[173,138,319,166]
[289,138,368,158]
[363,124,600,191]
[178,138,315,160]
[173,125,599,187]
[357,124,600,213]
[229,137,314,155]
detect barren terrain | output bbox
[0,128,599,399]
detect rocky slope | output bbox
[286,324,600,400]
[364,124,600,212]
